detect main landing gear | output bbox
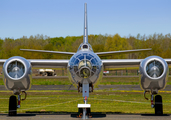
[8,91,27,116]
[144,91,163,115]
[154,95,163,115]
[77,97,92,119]
[9,96,17,116]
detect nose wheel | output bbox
[77,108,92,118]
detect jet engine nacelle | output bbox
[3,56,32,95]
[139,56,168,94]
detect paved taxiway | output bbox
[1,85,171,91]
[0,114,171,120]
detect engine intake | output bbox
[139,56,168,94]
[7,60,25,79]
[146,60,164,78]
[3,56,32,94]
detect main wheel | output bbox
[155,95,163,115]
[9,95,17,116]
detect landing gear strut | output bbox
[144,91,163,115]
[77,80,92,119]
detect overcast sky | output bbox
[0,0,170,39]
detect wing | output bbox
[29,59,69,68]
[0,59,69,68]
[20,49,75,56]
[0,59,7,66]
[102,59,171,69]
[96,48,152,56]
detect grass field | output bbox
[0,90,171,114]
[0,76,171,114]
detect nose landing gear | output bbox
[77,80,92,119]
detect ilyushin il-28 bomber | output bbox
[1,3,171,119]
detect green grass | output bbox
[32,79,72,85]
[0,90,171,114]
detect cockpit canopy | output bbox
[77,43,93,51]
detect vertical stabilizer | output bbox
[83,3,88,44]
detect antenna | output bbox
[83,3,88,44]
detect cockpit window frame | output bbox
[83,45,88,49]
[77,43,93,52]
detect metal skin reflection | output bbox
[139,56,169,94]
[3,56,32,95]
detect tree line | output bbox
[0,33,171,59]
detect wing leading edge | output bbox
[96,48,152,56]
[20,49,75,56]
[0,59,69,68]
[29,59,69,68]
[102,59,171,68]
[1,58,171,68]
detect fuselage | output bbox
[66,3,104,85]
[67,43,103,85]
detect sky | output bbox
[0,0,171,39]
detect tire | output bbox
[87,108,91,114]
[155,95,163,115]
[9,95,17,116]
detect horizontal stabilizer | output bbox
[96,48,152,56]
[20,49,75,55]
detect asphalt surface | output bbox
[1,85,171,91]
[0,76,140,79]
[0,114,171,120]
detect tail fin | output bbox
[83,3,88,44]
